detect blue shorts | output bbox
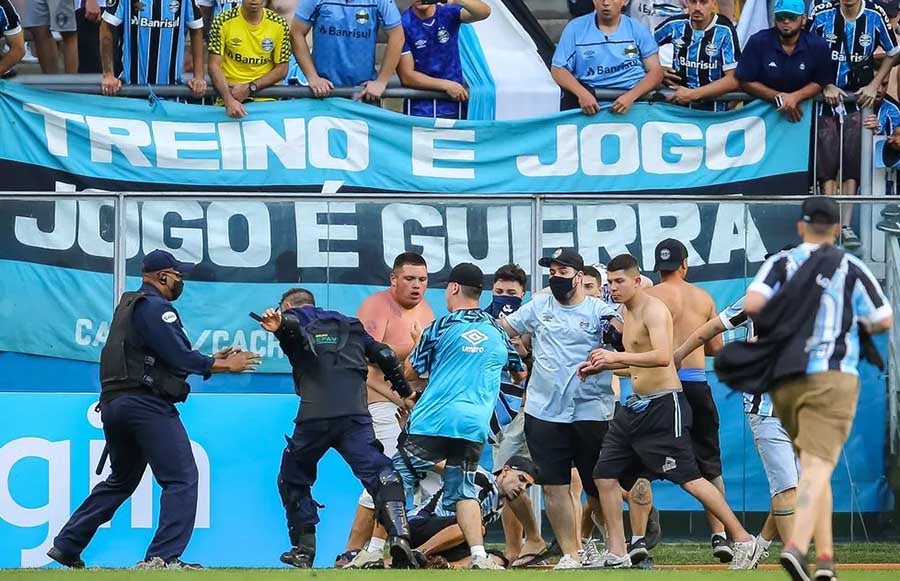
[748,414,800,497]
[394,434,483,510]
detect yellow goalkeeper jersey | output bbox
[208,7,291,85]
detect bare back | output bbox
[357,290,435,404]
[622,294,681,396]
[646,279,717,371]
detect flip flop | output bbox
[510,553,546,568]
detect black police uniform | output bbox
[50,255,213,568]
[273,305,418,569]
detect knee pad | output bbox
[376,468,406,504]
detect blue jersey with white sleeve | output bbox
[401,4,464,118]
[296,0,402,87]
[552,13,659,90]
[408,309,524,444]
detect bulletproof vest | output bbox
[100,291,191,403]
[289,316,370,421]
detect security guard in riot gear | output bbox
[259,287,419,569]
[48,249,259,570]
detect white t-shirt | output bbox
[505,294,619,423]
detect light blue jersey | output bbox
[505,294,619,423]
[408,309,524,444]
[552,13,658,89]
[749,243,892,376]
[296,0,401,87]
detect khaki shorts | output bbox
[771,371,860,464]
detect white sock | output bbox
[367,538,385,553]
[712,532,727,542]
[470,545,487,560]
[756,535,772,549]
[631,535,644,545]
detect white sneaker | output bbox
[580,538,602,566]
[135,557,166,570]
[342,548,384,569]
[22,43,39,64]
[599,552,632,568]
[554,554,582,569]
[471,554,505,570]
[730,540,760,570]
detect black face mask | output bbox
[161,274,184,301]
[548,275,576,302]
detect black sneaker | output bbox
[334,550,359,568]
[841,226,862,249]
[627,538,649,565]
[645,506,662,550]
[780,546,812,581]
[814,558,836,581]
[47,546,85,569]
[876,219,900,234]
[166,559,203,570]
[280,547,314,569]
[881,204,900,218]
[711,534,734,563]
[388,536,419,569]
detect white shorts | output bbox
[748,413,800,498]
[23,0,77,32]
[358,401,402,509]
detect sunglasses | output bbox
[774,12,801,21]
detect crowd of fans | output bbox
[2,0,900,233]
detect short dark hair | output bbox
[493,263,527,289]
[281,287,315,308]
[582,265,602,280]
[806,222,836,236]
[607,254,640,275]
[458,284,482,300]
[393,252,427,272]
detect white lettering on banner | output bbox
[541,205,576,250]
[381,203,447,272]
[207,202,272,267]
[192,328,284,359]
[141,201,205,262]
[641,122,703,174]
[75,318,109,346]
[638,204,704,268]
[514,118,766,177]
[153,122,220,171]
[576,204,638,265]
[24,105,369,172]
[14,199,77,251]
[78,200,116,258]
[708,203,768,264]
[0,438,70,567]
[294,202,359,268]
[446,206,511,272]
[411,125,476,179]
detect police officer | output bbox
[47,249,259,570]
[258,287,419,569]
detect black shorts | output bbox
[681,380,723,479]
[593,391,702,486]
[409,515,469,562]
[524,414,609,498]
[816,111,863,183]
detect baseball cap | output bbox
[654,238,688,272]
[801,196,840,225]
[503,455,538,479]
[141,249,196,274]
[447,262,484,289]
[773,0,805,15]
[538,248,585,270]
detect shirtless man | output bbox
[645,238,731,562]
[342,252,436,563]
[582,254,759,569]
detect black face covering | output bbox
[161,274,184,301]
[548,275,575,302]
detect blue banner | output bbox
[0,81,810,194]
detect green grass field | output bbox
[3,571,900,581]
[3,544,898,580]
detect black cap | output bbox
[447,262,484,289]
[801,196,840,225]
[503,455,538,478]
[654,238,688,272]
[142,249,196,274]
[538,248,584,270]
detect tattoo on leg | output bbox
[630,479,652,506]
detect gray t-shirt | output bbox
[505,294,619,423]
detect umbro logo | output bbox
[662,457,677,472]
[768,61,778,68]
[461,329,488,353]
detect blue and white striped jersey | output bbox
[102,0,205,85]
[654,14,740,111]
[748,242,892,376]
[0,0,22,37]
[414,466,501,524]
[718,296,774,417]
